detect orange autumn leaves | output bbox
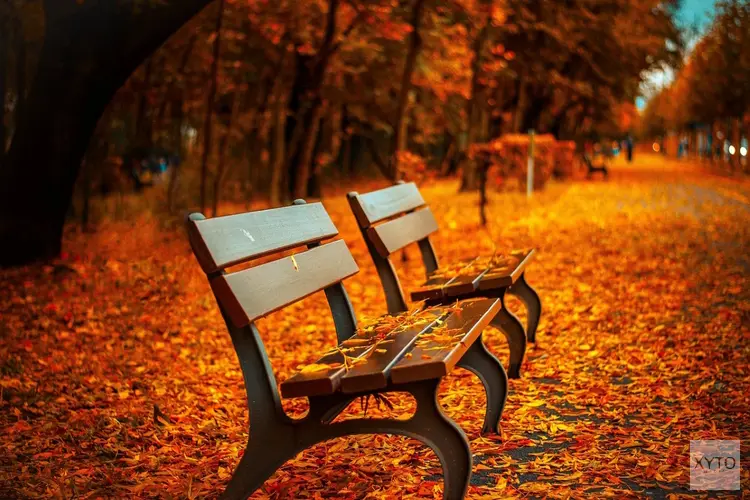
[1,157,749,498]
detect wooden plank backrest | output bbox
[366,208,439,258]
[210,239,359,327]
[349,182,426,228]
[186,203,338,274]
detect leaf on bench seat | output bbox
[281,297,501,398]
[299,363,342,374]
[279,306,444,398]
[390,298,501,384]
[411,250,537,301]
[478,249,536,290]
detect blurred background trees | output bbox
[0,0,703,265]
[641,0,750,166]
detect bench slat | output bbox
[339,309,445,393]
[211,239,358,328]
[279,337,377,399]
[187,203,338,273]
[411,274,457,301]
[280,309,437,398]
[410,250,536,301]
[443,270,489,297]
[390,298,500,384]
[350,183,426,227]
[477,249,536,290]
[366,208,439,258]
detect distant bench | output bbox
[186,200,509,500]
[582,153,609,179]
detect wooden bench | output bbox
[582,153,609,178]
[186,200,509,500]
[348,183,542,379]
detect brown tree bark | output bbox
[133,56,154,149]
[200,0,225,213]
[390,0,425,181]
[460,11,490,191]
[0,18,8,167]
[212,91,241,217]
[269,91,287,206]
[14,15,27,146]
[286,0,341,200]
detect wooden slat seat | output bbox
[280,298,500,398]
[411,249,536,302]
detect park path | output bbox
[0,154,748,498]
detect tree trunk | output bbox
[512,77,528,133]
[0,20,7,166]
[286,0,340,200]
[133,56,154,149]
[14,16,27,148]
[479,160,489,226]
[460,14,490,191]
[154,33,197,141]
[270,92,287,206]
[212,91,241,217]
[167,96,183,213]
[200,0,224,213]
[390,0,425,180]
[521,94,550,133]
[0,0,215,267]
[731,117,741,170]
[307,108,327,199]
[294,105,323,200]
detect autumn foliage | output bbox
[1,157,749,497]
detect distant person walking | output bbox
[626,135,634,162]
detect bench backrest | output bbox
[347,183,440,314]
[187,202,359,329]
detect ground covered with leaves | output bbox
[1,155,749,498]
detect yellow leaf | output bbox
[299,363,333,374]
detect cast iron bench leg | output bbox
[221,428,297,500]
[507,272,542,343]
[488,289,526,379]
[456,334,508,435]
[317,379,473,500]
[223,380,472,500]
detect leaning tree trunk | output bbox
[390,0,425,181]
[0,0,214,267]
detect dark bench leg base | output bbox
[508,272,542,344]
[457,334,508,435]
[222,379,472,500]
[489,292,526,379]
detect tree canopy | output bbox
[0,0,683,266]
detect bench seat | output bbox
[411,249,536,302]
[281,298,500,398]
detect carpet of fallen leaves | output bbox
[1,155,749,499]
